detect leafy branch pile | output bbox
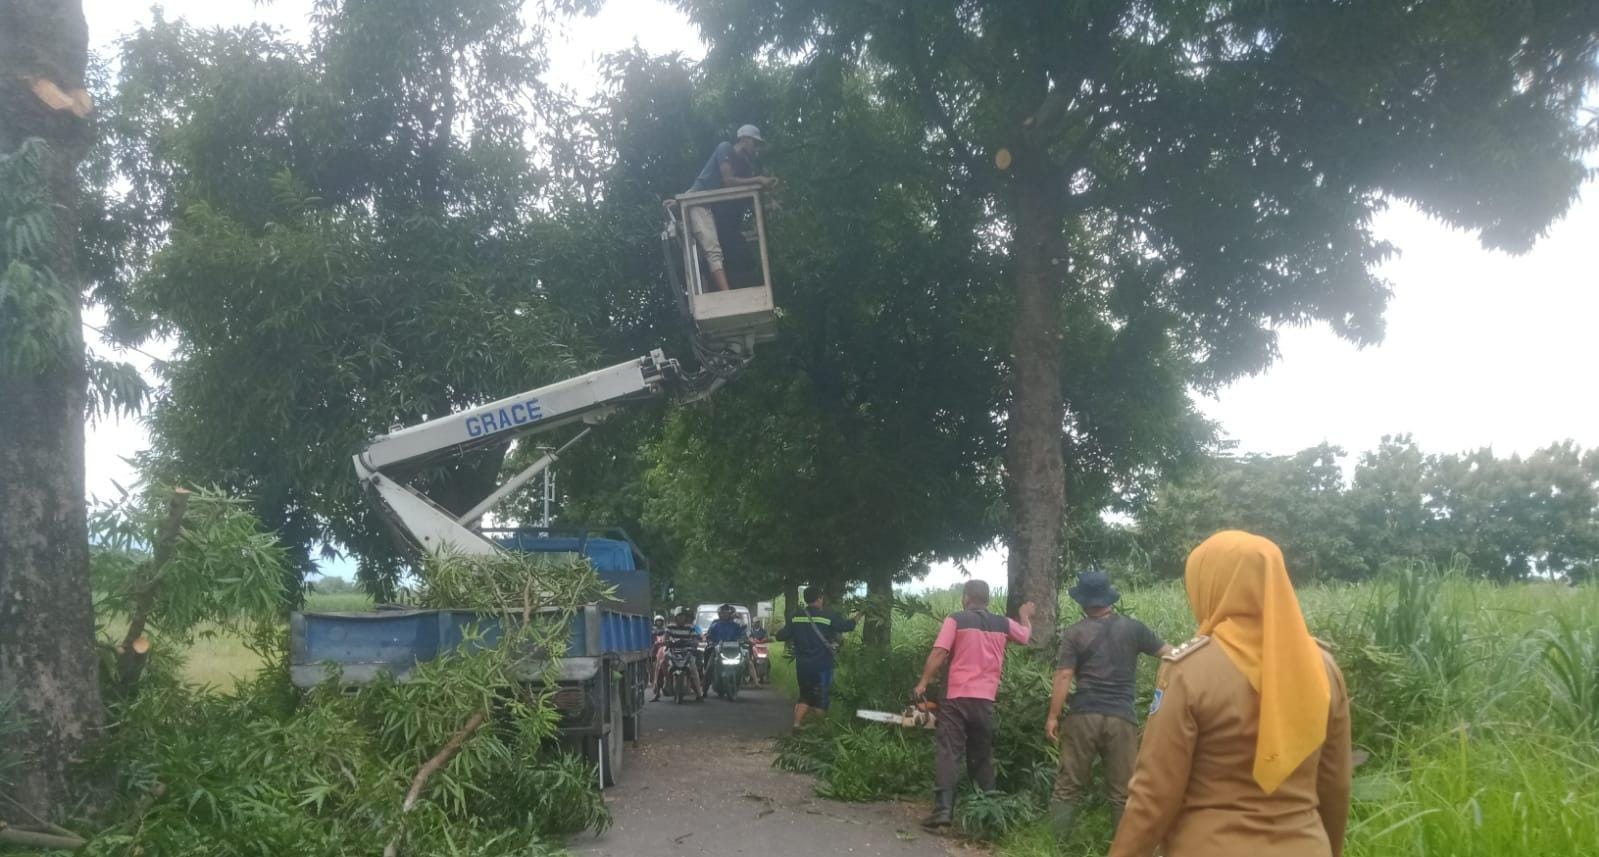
[17,485,613,856]
[773,603,1059,838]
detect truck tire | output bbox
[583,679,624,787]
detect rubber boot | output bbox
[921,789,954,829]
[1049,800,1079,839]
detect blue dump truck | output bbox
[289,528,653,786]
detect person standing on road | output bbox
[684,124,775,293]
[1109,531,1353,857]
[650,615,670,701]
[1044,570,1171,839]
[775,587,855,729]
[912,580,1035,829]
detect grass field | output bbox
[107,591,373,690]
[771,570,1599,857]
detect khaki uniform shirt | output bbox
[1109,638,1353,857]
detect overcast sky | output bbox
[79,1,1598,589]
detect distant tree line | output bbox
[1124,435,1599,584]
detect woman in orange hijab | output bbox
[1109,531,1353,857]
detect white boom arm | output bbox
[358,187,777,560]
[353,350,679,556]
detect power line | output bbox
[81,320,169,368]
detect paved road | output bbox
[568,684,973,856]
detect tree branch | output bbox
[0,823,86,850]
[383,711,488,857]
[116,487,190,693]
[901,3,990,192]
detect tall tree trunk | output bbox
[0,0,100,823]
[862,566,893,650]
[1003,145,1067,651]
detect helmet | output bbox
[718,603,735,614]
[653,614,665,623]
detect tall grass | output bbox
[774,568,1599,856]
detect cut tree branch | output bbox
[383,711,488,857]
[0,823,86,850]
[116,487,190,693]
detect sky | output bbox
[78,1,1599,589]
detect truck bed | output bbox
[289,604,650,688]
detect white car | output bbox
[695,602,751,634]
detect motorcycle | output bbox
[712,640,747,700]
[751,640,771,685]
[665,647,699,704]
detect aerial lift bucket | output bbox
[673,186,778,345]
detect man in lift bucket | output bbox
[684,124,775,292]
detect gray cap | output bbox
[736,123,764,142]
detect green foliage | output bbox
[1539,615,1599,737]
[84,354,151,425]
[0,137,75,373]
[1344,732,1599,857]
[679,0,1599,628]
[775,719,936,802]
[1134,436,1599,583]
[68,547,608,854]
[538,52,1014,604]
[785,574,1599,854]
[91,484,291,653]
[955,789,1044,842]
[412,549,612,614]
[90,3,588,593]
[77,651,605,855]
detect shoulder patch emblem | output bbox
[1162,635,1211,663]
[1149,688,1164,715]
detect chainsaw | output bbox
[855,699,938,729]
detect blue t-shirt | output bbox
[706,619,746,644]
[690,141,753,191]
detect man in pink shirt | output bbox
[913,580,1035,829]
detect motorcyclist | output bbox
[747,617,770,682]
[704,603,747,686]
[650,615,669,701]
[664,607,704,700]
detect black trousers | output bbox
[935,697,996,793]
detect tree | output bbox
[1423,442,1599,582]
[678,0,1599,645]
[0,0,104,822]
[1348,434,1432,572]
[525,53,1010,642]
[93,2,584,595]
[1137,443,1363,582]
[1137,437,1599,583]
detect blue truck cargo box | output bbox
[489,533,651,615]
[291,607,651,687]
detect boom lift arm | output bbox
[355,188,775,560]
